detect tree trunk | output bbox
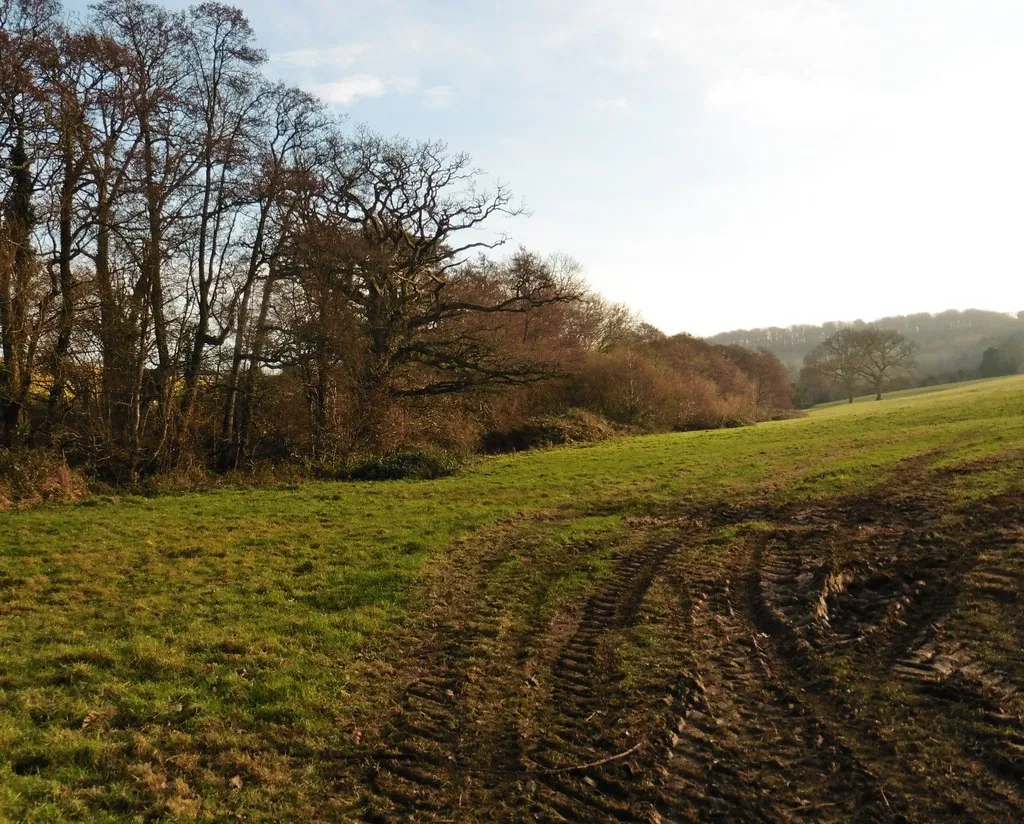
[180,157,216,444]
[218,209,269,472]
[0,402,20,448]
[47,136,79,424]
[233,261,278,468]
[140,117,173,464]
[0,120,35,446]
[94,196,121,440]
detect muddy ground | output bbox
[341,456,1024,822]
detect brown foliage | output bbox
[0,448,88,508]
[0,0,797,482]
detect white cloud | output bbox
[532,0,885,128]
[597,96,629,113]
[705,69,878,127]
[311,74,418,105]
[422,85,453,109]
[269,44,368,70]
[558,0,873,69]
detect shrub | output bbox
[345,450,465,481]
[482,408,614,453]
[0,449,89,510]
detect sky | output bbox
[70,0,1024,336]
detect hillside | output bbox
[2,377,1023,821]
[710,308,1024,380]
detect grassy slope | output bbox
[813,375,1011,408]
[1,375,1023,821]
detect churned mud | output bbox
[343,457,1024,822]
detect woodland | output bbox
[0,0,794,488]
[713,308,1024,390]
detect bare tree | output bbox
[0,0,60,444]
[217,83,325,470]
[36,26,111,424]
[273,132,580,451]
[857,328,915,400]
[804,328,868,404]
[91,0,201,472]
[74,25,142,455]
[176,2,265,445]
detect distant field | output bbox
[2,375,1023,821]
[813,375,1014,408]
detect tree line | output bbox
[713,309,1024,384]
[0,0,794,483]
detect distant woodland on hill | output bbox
[711,309,1024,401]
[0,0,793,495]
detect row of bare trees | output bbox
[1,0,793,481]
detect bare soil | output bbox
[342,457,1024,822]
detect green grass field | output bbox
[812,375,1013,408]
[2,375,1023,821]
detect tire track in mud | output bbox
[747,531,937,820]
[522,502,902,823]
[749,491,1024,820]
[522,537,678,822]
[885,513,1024,792]
[351,462,1024,822]
[639,540,900,824]
[358,539,529,822]
[358,522,687,821]
[360,635,479,821]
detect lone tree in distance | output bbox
[804,328,868,404]
[858,328,916,400]
[804,327,915,403]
